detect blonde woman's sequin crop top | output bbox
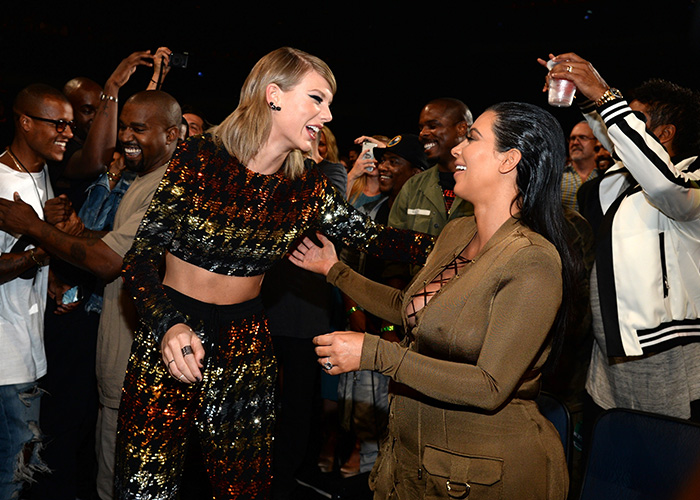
[122,135,434,342]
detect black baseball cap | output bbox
[374,134,430,171]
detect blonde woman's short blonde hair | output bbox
[212,47,337,178]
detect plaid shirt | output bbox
[561,163,599,212]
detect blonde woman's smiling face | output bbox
[269,70,333,154]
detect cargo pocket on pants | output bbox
[422,444,504,499]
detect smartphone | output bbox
[62,285,82,305]
[360,141,376,172]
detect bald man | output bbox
[388,98,474,238]
[0,90,181,500]
[45,77,104,212]
[0,83,73,499]
[63,77,103,142]
[55,49,168,193]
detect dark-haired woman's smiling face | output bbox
[452,110,507,204]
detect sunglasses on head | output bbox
[26,114,75,133]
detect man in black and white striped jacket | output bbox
[542,53,700,430]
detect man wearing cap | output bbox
[355,134,427,222]
[336,133,427,481]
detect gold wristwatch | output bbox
[595,87,623,107]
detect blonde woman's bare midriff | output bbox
[162,252,264,305]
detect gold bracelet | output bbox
[595,87,623,107]
[100,92,118,103]
[29,248,43,266]
[106,170,121,182]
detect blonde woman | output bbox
[318,125,341,163]
[114,47,432,499]
[347,135,388,206]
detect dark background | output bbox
[2,1,700,155]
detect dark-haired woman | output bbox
[290,102,578,499]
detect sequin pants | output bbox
[115,287,276,499]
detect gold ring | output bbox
[566,65,573,73]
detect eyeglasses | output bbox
[569,135,595,142]
[26,114,75,133]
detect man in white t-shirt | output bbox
[0,83,74,499]
[0,90,181,500]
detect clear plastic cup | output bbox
[546,60,576,107]
[548,78,576,107]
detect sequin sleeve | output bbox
[122,138,200,343]
[310,172,435,265]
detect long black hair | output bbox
[487,101,583,371]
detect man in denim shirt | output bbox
[78,152,136,314]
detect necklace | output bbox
[0,148,22,171]
[6,147,31,172]
[4,146,48,217]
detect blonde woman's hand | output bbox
[161,323,205,384]
[346,155,378,194]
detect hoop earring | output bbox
[269,101,281,111]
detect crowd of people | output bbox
[1,44,699,500]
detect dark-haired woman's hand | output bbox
[312,331,364,375]
[288,232,338,276]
